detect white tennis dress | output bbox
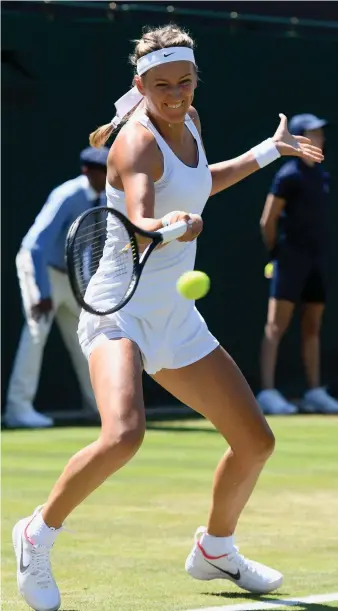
[78,113,219,373]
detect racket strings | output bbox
[72,211,135,298]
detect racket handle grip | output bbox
[158,220,188,243]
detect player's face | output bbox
[305,128,325,150]
[137,61,197,124]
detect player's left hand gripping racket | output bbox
[65,206,187,316]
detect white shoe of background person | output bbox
[300,387,338,414]
[12,507,61,611]
[256,389,298,415]
[4,404,54,429]
[185,527,283,594]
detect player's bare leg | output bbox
[42,339,145,527]
[13,338,145,611]
[154,346,283,593]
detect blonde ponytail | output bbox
[90,97,144,147]
[89,123,113,148]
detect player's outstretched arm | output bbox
[192,111,323,197]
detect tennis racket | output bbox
[65,206,188,316]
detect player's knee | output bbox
[246,428,275,465]
[233,426,275,471]
[259,428,275,459]
[101,416,145,463]
[116,419,145,456]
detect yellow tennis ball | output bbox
[177,270,210,300]
[264,262,274,279]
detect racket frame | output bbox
[65,206,184,316]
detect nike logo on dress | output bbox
[20,538,30,573]
[205,559,241,580]
[164,52,174,57]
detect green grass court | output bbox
[2,416,338,611]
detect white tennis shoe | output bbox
[256,389,297,415]
[185,527,283,594]
[12,507,61,611]
[300,387,338,414]
[4,405,54,429]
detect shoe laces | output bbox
[30,546,54,587]
[227,547,249,571]
[27,505,72,587]
[227,547,263,576]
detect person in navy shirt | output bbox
[257,114,338,415]
[4,146,109,428]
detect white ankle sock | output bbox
[200,532,235,556]
[26,512,61,548]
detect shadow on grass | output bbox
[203,592,289,599]
[202,591,336,611]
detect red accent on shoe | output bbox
[197,540,229,560]
[24,517,36,546]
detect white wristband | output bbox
[161,211,181,227]
[251,138,281,168]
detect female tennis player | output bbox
[13,24,323,611]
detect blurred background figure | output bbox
[4,146,109,428]
[257,114,338,415]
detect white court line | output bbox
[185,592,338,611]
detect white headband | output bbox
[111,46,196,128]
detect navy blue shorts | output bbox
[270,248,328,304]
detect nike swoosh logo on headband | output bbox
[164,52,175,57]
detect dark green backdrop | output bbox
[2,10,338,411]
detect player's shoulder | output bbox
[274,159,300,181]
[187,105,199,122]
[111,116,161,170]
[187,106,201,134]
[48,175,86,202]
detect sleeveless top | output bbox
[85,113,212,326]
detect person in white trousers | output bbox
[4,146,109,428]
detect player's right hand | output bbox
[31,297,53,321]
[168,212,203,242]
